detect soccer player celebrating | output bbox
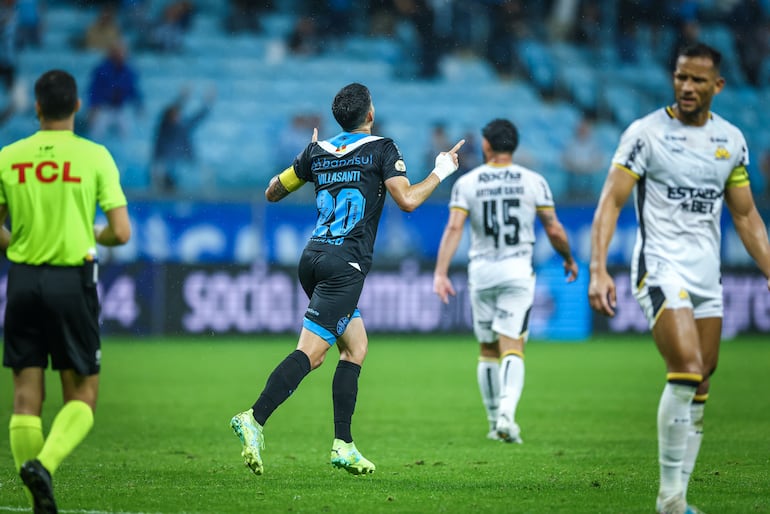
[433,118,577,443]
[0,70,131,512]
[230,82,464,476]
[589,43,770,514]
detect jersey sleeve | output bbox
[380,139,407,181]
[611,120,650,179]
[533,173,555,209]
[97,147,128,212]
[291,144,315,182]
[448,175,470,211]
[726,130,750,189]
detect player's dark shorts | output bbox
[3,262,101,375]
[298,249,364,345]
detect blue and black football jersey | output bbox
[293,132,407,274]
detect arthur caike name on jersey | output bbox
[309,155,370,247]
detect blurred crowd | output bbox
[0,0,769,202]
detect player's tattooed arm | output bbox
[265,175,291,202]
[538,208,574,263]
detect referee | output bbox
[0,70,131,513]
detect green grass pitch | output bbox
[0,334,768,513]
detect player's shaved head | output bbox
[482,118,519,153]
[332,83,372,132]
[35,70,78,121]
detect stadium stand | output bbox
[3,0,770,203]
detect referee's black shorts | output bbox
[298,249,364,344]
[3,262,101,375]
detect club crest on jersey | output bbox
[395,159,406,172]
[714,146,730,160]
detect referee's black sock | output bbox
[252,350,311,426]
[333,360,361,444]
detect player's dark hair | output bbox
[482,118,519,153]
[332,83,371,131]
[677,42,722,71]
[35,70,78,121]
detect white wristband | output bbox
[430,153,458,182]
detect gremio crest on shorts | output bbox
[337,316,351,335]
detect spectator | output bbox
[731,0,769,85]
[486,0,531,78]
[287,15,320,56]
[139,1,195,54]
[78,6,122,52]
[85,41,142,141]
[225,0,270,33]
[392,0,440,79]
[151,86,215,193]
[668,0,700,71]
[560,116,606,201]
[0,0,18,124]
[0,0,17,92]
[573,0,602,48]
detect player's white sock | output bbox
[498,351,524,425]
[657,378,699,501]
[682,397,706,499]
[477,357,500,431]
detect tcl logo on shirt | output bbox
[11,161,81,183]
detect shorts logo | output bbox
[679,289,689,299]
[336,316,350,335]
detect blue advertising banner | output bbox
[103,201,766,271]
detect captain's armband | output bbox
[278,166,306,192]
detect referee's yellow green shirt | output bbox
[0,130,127,266]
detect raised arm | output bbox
[386,139,464,212]
[725,184,770,290]
[536,207,578,282]
[588,165,637,316]
[433,208,468,304]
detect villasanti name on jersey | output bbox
[317,170,362,185]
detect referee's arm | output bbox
[94,206,131,247]
[0,204,8,252]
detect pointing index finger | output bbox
[448,139,465,154]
